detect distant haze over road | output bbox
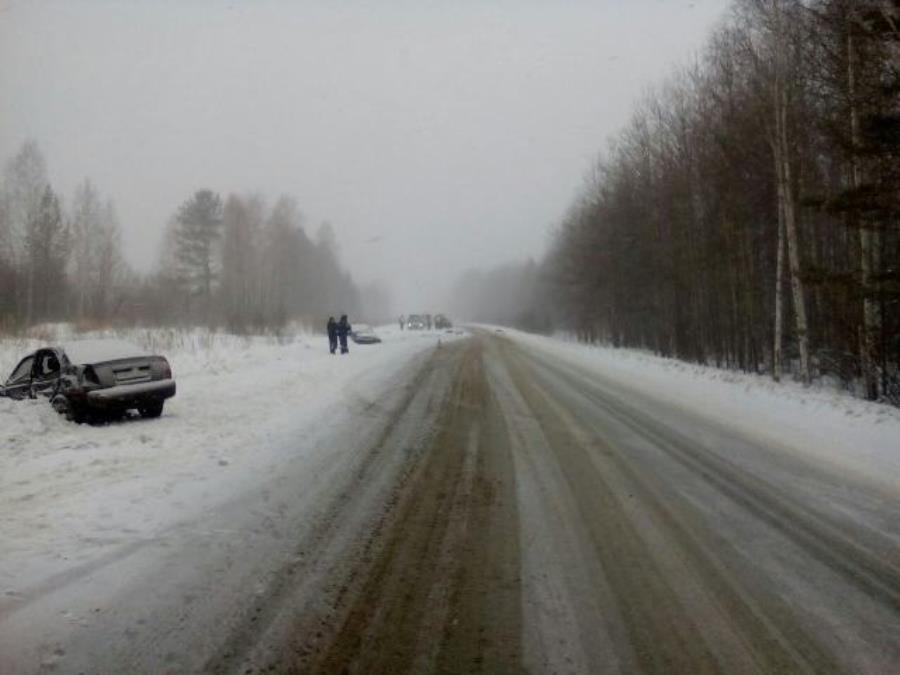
[0,0,728,309]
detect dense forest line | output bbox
[0,141,382,334]
[459,0,899,403]
[448,259,553,333]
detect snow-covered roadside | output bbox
[499,328,900,493]
[0,325,458,596]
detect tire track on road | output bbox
[521,344,900,615]
[309,337,523,675]
[497,335,898,673]
[204,347,450,674]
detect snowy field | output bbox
[500,328,900,495]
[0,324,458,598]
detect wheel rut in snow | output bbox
[307,337,523,675]
[203,346,450,674]
[493,335,895,674]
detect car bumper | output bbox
[86,379,176,407]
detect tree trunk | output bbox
[25,260,34,327]
[849,29,880,400]
[780,134,811,385]
[772,0,811,385]
[773,183,786,383]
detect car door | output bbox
[3,354,35,400]
[31,349,62,399]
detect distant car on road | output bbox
[406,315,427,330]
[434,314,452,329]
[0,339,176,423]
[351,324,382,344]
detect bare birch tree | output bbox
[4,141,48,324]
[94,199,123,319]
[70,179,103,320]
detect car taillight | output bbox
[161,359,172,379]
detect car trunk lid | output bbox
[111,361,153,385]
[92,357,155,387]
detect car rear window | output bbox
[61,340,149,365]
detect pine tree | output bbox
[173,189,223,316]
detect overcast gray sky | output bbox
[1,0,729,310]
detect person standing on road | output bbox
[327,316,338,354]
[399,315,405,331]
[337,314,352,354]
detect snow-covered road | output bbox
[1,327,899,673]
[483,332,900,674]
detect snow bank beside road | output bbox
[501,329,900,492]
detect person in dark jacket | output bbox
[336,315,352,354]
[327,316,338,354]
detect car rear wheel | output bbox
[51,395,86,424]
[139,401,165,418]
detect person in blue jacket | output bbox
[326,316,338,354]
[336,315,352,354]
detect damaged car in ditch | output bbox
[0,339,176,423]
